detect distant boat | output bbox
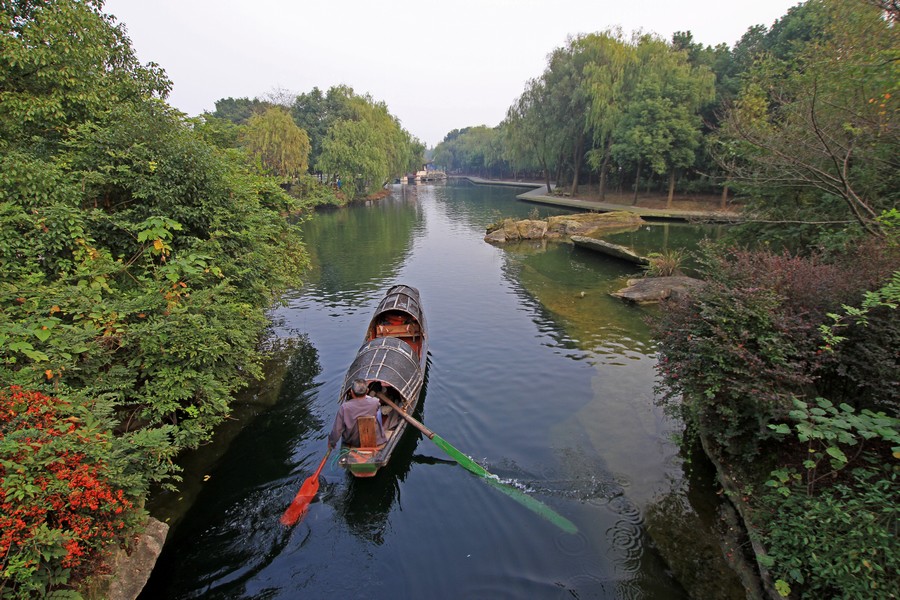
[336,285,428,477]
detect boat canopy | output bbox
[343,337,424,404]
[371,284,425,328]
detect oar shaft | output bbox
[380,396,436,439]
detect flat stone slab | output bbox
[485,211,644,243]
[570,236,649,265]
[611,276,705,304]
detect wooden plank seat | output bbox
[376,323,420,338]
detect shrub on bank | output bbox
[0,387,141,599]
[654,244,897,461]
[653,244,899,597]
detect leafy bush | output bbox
[0,387,141,598]
[759,467,899,599]
[760,399,899,598]
[653,245,897,462]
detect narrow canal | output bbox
[140,181,743,599]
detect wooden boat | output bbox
[337,284,427,477]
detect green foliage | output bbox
[0,0,170,148]
[285,86,421,199]
[0,3,312,592]
[761,390,900,598]
[720,0,898,239]
[654,244,897,462]
[767,397,900,495]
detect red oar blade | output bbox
[280,476,320,526]
[280,449,331,527]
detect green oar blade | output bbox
[432,434,489,477]
[483,476,579,535]
[430,434,578,535]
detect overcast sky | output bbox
[103,0,800,147]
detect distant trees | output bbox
[211,85,423,201]
[434,30,716,201]
[435,0,896,246]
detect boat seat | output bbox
[357,415,378,448]
[376,323,419,338]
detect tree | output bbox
[212,96,272,124]
[583,30,632,199]
[720,0,898,237]
[0,0,170,147]
[609,35,715,206]
[243,107,311,181]
[1,0,309,553]
[314,89,417,198]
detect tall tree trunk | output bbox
[721,185,729,209]
[541,159,551,194]
[667,169,676,208]
[599,139,612,201]
[632,159,642,206]
[571,133,584,196]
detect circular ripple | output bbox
[607,495,643,524]
[606,519,644,576]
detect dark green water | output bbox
[140,181,743,599]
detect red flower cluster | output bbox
[0,387,134,585]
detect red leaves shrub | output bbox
[0,387,135,596]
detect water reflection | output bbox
[140,336,323,599]
[300,191,424,303]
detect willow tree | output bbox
[583,30,632,199]
[315,91,417,199]
[243,107,310,181]
[504,77,565,193]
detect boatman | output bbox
[328,379,387,449]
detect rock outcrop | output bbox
[611,276,705,304]
[87,517,169,600]
[485,211,643,243]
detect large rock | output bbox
[611,276,705,304]
[485,211,643,243]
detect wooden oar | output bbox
[280,449,331,526]
[379,397,578,534]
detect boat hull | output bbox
[337,285,427,477]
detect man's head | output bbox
[350,379,368,398]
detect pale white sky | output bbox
[103,0,800,147]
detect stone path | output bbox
[457,176,742,223]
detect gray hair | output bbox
[350,379,368,397]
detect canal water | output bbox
[140,181,743,599]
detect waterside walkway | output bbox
[456,175,742,223]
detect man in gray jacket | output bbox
[328,379,387,449]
